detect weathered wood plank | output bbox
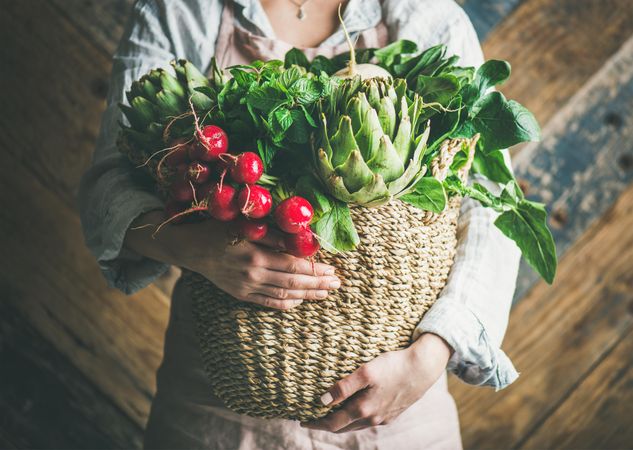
[0,302,143,449]
[457,0,525,40]
[482,0,633,125]
[48,0,134,57]
[520,327,633,450]
[0,0,112,210]
[512,35,633,300]
[451,183,633,449]
[0,149,170,428]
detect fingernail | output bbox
[320,392,333,406]
[324,267,335,275]
[329,279,341,289]
[293,300,304,306]
[316,290,328,299]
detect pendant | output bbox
[297,6,306,20]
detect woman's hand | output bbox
[124,210,340,310]
[301,333,453,433]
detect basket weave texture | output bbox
[185,137,476,421]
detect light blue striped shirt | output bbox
[78,0,521,390]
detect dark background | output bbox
[1,0,632,448]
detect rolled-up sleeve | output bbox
[388,0,522,389]
[78,1,178,294]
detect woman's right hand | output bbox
[125,210,341,310]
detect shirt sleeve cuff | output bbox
[412,297,519,390]
[99,187,171,294]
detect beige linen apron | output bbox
[144,2,462,449]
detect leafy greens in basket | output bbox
[118,39,557,284]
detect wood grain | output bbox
[457,0,524,39]
[0,0,112,210]
[0,148,169,427]
[451,183,633,449]
[0,302,143,449]
[482,0,633,125]
[520,327,633,450]
[48,0,134,57]
[512,35,633,299]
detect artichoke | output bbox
[315,77,430,207]
[119,60,223,147]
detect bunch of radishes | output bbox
[161,124,320,257]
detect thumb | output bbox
[321,366,371,407]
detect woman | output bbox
[79,0,521,448]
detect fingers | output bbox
[302,392,380,433]
[244,293,303,310]
[265,251,337,276]
[255,228,286,250]
[263,270,340,292]
[257,285,328,301]
[322,364,373,407]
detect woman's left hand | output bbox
[300,333,453,433]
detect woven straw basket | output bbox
[184,136,477,421]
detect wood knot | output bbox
[617,153,633,171]
[90,78,109,99]
[604,112,623,130]
[550,207,568,229]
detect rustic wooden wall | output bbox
[1,0,632,448]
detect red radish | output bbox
[208,184,240,221]
[165,139,190,166]
[284,228,320,257]
[234,217,268,241]
[187,162,211,184]
[195,182,215,202]
[230,152,264,184]
[192,125,229,161]
[171,179,195,203]
[237,185,272,219]
[164,200,186,224]
[274,196,314,234]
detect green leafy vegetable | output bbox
[444,176,557,283]
[400,177,447,213]
[312,200,360,252]
[458,91,541,150]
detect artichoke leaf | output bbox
[388,125,430,196]
[355,106,384,162]
[330,116,360,168]
[392,115,412,163]
[367,136,405,183]
[378,97,396,139]
[335,149,375,193]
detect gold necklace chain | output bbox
[287,0,314,20]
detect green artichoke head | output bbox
[315,77,430,207]
[119,60,217,143]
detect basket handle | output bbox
[430,134,480,183]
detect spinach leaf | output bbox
[444,176,557,283]
[400,177,447,213]
[416,74,461,106]
[313,200,360,252]
[471,149,514,184]
[495,200,557,284]
[374,39,418,67]
[458,91,540,150]
[475,60,511,93]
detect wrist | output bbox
[409,333,453,372]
